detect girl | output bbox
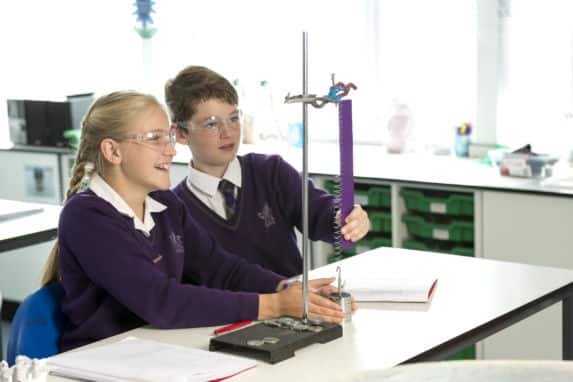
[41,91,344,352]
[165,66,370,278]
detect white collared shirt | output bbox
[185,158,242,219]
[89,174,167,236]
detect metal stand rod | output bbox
[302,31,310,322]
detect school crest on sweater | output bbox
[257,203,276,228]
[169,232,184,254]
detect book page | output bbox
[48,337,256,382]
[345,275,438,302]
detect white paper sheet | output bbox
[48,337,256,382]
[345,275,438,302]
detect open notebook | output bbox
[345,275,438,302]
[48,337,256,382]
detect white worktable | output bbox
[0,199,60,253]
[172,142,573,196]
[48,248,573,381]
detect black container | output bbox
[8,93,93,148]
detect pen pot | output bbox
[329,292,352,323]
[455,134,471,157]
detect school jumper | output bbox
[58,187,283,352]
[173,153,336,278]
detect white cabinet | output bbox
[0,150,64,204]
[482,191,573,269]
[0,241,54,301]
[480,190,573,360]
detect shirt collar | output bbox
[88,173,167,236]
[187,157,242,196]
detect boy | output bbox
[165,66,369,277]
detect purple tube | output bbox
[338,99,355,250]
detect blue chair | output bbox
[6,282,67,365]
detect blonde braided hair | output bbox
[41,91,162,285]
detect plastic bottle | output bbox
[252,80,282,142]
[386,102,412,154]
[232,79,255,144]
[286,101,303,148]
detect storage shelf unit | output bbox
[316,177,480,360]
[399,187,476,360]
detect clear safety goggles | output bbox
[122,128,177,152]
[181,110,242,135]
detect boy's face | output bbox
[177,99,241,177]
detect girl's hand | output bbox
[314,280,358,314]
[259,277,344,323]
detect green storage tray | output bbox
[402,214,474,243]
[368,237,393,248]
[451,246,474,257]
[354,237,392,254]
[367,187,391,208]
[369,211,392,233]
[341,246,358,256]
[327,254,344,264]
[346,186,391,209]
[400,189,474,217]
[403,239,474,257]
[342,236,392,256]
[445,345,476,360]
[323,180,338,194]
[354,189,369,206]
[324,181,391,209]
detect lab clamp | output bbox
[209,32,356,364]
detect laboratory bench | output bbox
[170,142,573,361]
[0,199,60,253]
[1,143,573,360]
[47,249,573,381]
[0,199,61,307]
[0,199,61,361]
[169,143,573,266]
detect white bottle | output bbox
[386,102,412,154]
[232,79,255,144]
[252,80,282,142]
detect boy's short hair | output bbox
[164,66,238,124]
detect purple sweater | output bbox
[173,154,336,278]
[58,189,283,351]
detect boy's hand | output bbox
[340,204,370,242]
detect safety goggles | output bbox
[180,111,242,135]
[121,128,177,152]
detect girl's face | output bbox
[120,106,176,194]
[178,99,241,177]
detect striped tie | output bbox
[218,179,237,220]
